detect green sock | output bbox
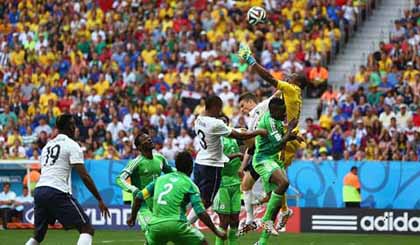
[228,228,238,245]
[215,227,225,245]
[262,192,283,222]
[258,230,270,245]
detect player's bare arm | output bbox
[227,152,244,161]
[74,164,110,218]
[229,128,267,140]
[197,211,227,240]
[127,197,142,227]
[238,43,278,88]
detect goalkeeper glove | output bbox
[238,43,256,66]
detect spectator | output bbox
[12,186,33,222]
[328,125,345,160]
[0,182,16,229]
[379,105,396,129]
[342,166,361,208]
[308,60,329,97]
[106,116,125,143]
[396,104,412,129]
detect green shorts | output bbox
[137,204,153,231]
[213,184,241,214]
[146,220,205,245]
[253,159,285,193]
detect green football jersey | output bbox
[116,153,173,208]
[221,137,241,186]
[253,112,286,163]
[138,171,205,224]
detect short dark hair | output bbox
[294,72,308,86]
[268,97,285,112]
[3,182,10,187]
[238,93,257,103]
[134,133,146,148]
[175,151,194,176]
[351,166,358,172]
[205,95,223,110]
[56,114,74,131]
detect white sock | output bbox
[244,190,254,224]
[187,209,199,224]
[25,238,39,245]
[77,233,93,245]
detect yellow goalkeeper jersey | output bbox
[276,80,302,123]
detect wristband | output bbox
[246,55,256,66]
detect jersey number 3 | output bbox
[44,145,61,166]
[157,183,173,205]
[197,129,207,149]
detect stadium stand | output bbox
[309,0,420,161]
[0,0,376,163]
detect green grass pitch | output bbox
[2,230,419,245]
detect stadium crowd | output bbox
[0,0,373,162]
[310,1,420,161]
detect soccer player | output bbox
[213,115,243,245]
[189,95,267,223]
[127,151,227,244]
[237,91,281,234]
[25,114,110,245]
[116,132,174,230]
[253,98,299,245]
[238,43,307,231]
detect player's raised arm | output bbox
[73,164,110,218]
[238,43,278,87]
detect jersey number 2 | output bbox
[197,129,207,149]
[157,183,173,205]
[44,145,61,166]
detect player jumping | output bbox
[237,91,281,234]
[25,114,110,245]
[253,98,299,244]
[213,115,244,245]
[127,151,227,244]
[238,43,307,233]
[188,95,267,223]
[116,132,174,231]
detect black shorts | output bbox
[194,164,222,206]
[244,156,260,181]
[34,186,90,230]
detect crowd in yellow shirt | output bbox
[0,0,361,161]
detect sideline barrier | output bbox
[1,160,419,209]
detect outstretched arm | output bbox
[228,128,267,140]
[251,63,278,88]
[238,43,278,88]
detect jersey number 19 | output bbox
[44,145,61,166]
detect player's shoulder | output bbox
[48,134,80,149]
[129,154,144,164]
[197,116,225,128]
[153,152,167,161]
